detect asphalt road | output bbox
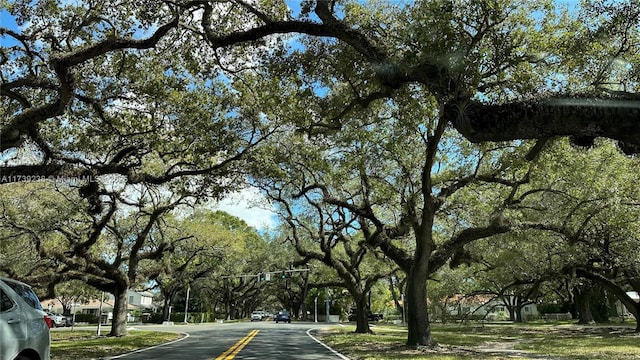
[106,321,348,360]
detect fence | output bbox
[542,313,573,321]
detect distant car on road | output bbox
[46,312,67,327]
[0,276,51,360]
[251,311,265,321]
[275,310,291,323]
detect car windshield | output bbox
[3,281,42,310]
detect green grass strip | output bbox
[318,323,640,360]
[51,330,183,360]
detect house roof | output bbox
[131,290,154,297]
[448,294,496,305]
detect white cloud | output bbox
[210,187,278,230]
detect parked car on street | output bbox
[45,312,67,327]
[0,276,51,360]
[275,310,291,323]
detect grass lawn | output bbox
[514,326,640,360]
[317,323,640,360]
[50,330,183,359]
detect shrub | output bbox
[146,313,164,323]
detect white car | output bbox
[45,312,67,327]
[250,311,265,321]
[0,277,51,360]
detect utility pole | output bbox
[325,287,330,322]
[71,302,77,331]
[97,291,104,336]
[184,285,190,323]
[314,296,318,323]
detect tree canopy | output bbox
[2,0,640,346]
[2,0,640,163]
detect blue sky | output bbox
[0,9,17,28]
[0,9,19,47]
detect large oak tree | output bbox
[3,0,640,346]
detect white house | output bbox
[41,289,156,322]
[127,290,155,310]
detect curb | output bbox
[306,328,350,360]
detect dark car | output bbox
[274,310,291,323]
[348,311,383,322]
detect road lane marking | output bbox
[214,329,259,360]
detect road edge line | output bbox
[104,332,190,359]
[305,328,350,360]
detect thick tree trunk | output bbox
[162,298,172,322]
[576,289,594,324]
[514,297,524,323]
[405,264,435,347]
[502,297,516,321]
[109,288,128,337]
[292,303,300,319]
[162,289,176,322]
[514,309,523,323]
[353,290,371,334]
[300,298,307,321]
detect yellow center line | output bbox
[214,329,260,360]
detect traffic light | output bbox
[258,273,266,282]
[280,271,287,279]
